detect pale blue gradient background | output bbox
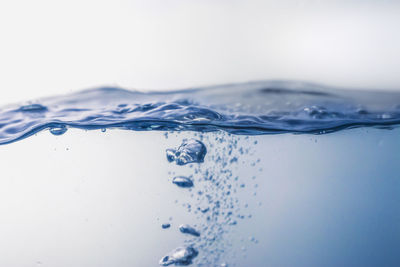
[0,0,399,105]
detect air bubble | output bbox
[162,223,171,229]
[159,246,198,266]
[172,176,194,188]
[166,139,207,165]
[179,224,200,237]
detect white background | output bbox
[0,0,399,104]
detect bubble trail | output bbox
[162,132,262,266]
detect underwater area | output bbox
[0,81,399,267]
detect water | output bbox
[0,81,399,266]
[1,80,400,145]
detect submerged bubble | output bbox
[172,176,194,188]
[199,206,210,213]
[166,139,207,165]
[179,224,200,237]
[49,126,67,136]
[162,223,171,229]
[159,246,198,266]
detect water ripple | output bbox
[0,80,400,144]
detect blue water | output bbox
[0,81,399,267]
[1,80,400,145]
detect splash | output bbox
[1,81,400,145]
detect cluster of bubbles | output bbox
[19,100,262,266]
[36,110,260,266]
[160,132,261,266]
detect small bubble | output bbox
[172,176,194,188]
[162,223,171,229]
[199,206,210,213]
[179,224,200,237]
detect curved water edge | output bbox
[1,80,400,145]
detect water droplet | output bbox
[166,139,207,165]
[179,224,200,237]
[159,246,198,266]
[172,176,194,188]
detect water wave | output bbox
[1,80,400,144]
